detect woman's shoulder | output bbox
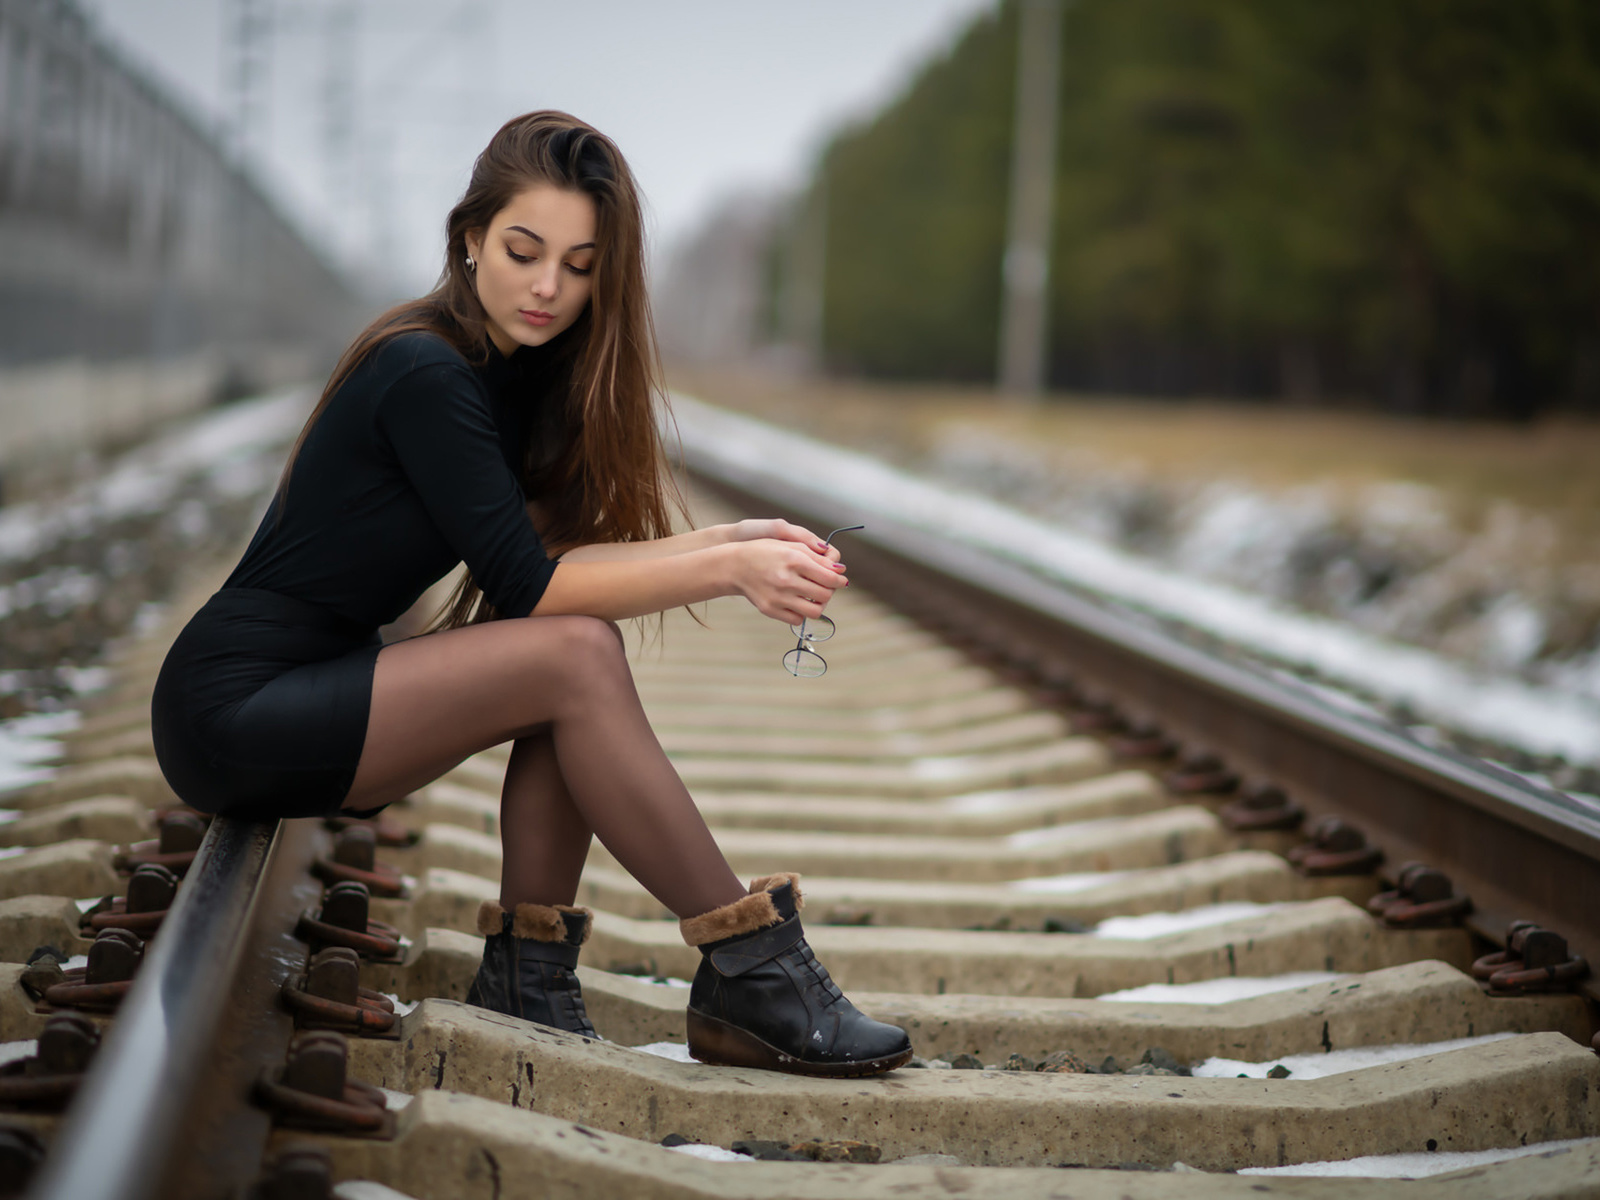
[365,329,478,382]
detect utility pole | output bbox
[319,2,358,218]
[221,0,272,391]
[363,124,399,299]
[997,0,1063,400]
[225,0,272,164]
[781,177,828,373]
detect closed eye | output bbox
[506,249,588,276]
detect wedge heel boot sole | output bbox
[686,1008,914,1078]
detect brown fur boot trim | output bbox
[475,900,507,937]
[747,873,804,909]
[680,874,805,947]
[475,900,592,944]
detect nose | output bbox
[530,261,560,301]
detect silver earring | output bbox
[464,253,476,272]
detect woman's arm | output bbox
[556,518,836,564]
[532,535,846,625]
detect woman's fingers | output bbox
[764,542,845,591]
[742,519,844,563]
[797,559,847,594]
[734,538,848,627]
[775,521,843,564]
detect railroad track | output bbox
[3,424,1599,1199]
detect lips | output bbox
[519,309,555,327]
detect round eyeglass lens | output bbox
[783,647,828,678]
[789,614,836,643]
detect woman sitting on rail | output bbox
[151,110,910,1077]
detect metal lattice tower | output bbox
[318,1,358,210]
[225,0,272,162]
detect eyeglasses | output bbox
[783,525,864,678]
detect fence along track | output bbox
[2,494,1599,1196]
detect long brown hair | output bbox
[276,110,683,628]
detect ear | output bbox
[464,229,484,260]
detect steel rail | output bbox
[28,816,283,1200]
[685,447,1600,999]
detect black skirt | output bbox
[151,588,384,820]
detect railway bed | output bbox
[2,458,1598,1200]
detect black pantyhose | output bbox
[344,614,745,920]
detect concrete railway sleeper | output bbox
[0,490,1596,1198]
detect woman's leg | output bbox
[496,727,593,909]
[345,614,744,919]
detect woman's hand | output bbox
[726,536,847,626]
[724,519,843,565]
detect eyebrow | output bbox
[506,224,595,252]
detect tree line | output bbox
[780,0,1600,419]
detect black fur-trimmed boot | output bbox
[681,874,911,1077]
[465,900,597,1037]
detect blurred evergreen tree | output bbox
[801,0,1600,417]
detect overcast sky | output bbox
[81,0,994,293]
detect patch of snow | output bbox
[129,601,169,640]
[1550,647,1600,706]
[1097,972,1342,1004]
[0,710,78,791]
[1481,597,1547,671]
[1092,902,1283,940]
[1566,791,1600,816]
[0,567,102,620]
[631,1041,697,1063]
[672,397,1600,766]
[664,1143,754,1163]
[62,666,113,695]
[10,711,78,736]
[334,1183,422,1200]
[1240,1137,1597,1179]
[1193,1031,1519,1080]
[942,788,1044,813]
[0,388,306,567]
[907,756,973,781]
[1004,816,1122,849]
[1009,872,1126,894]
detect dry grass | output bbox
[668,366,1600,546]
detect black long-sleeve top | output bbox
[225,331,557,629]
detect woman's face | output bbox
[465,184,597,356]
